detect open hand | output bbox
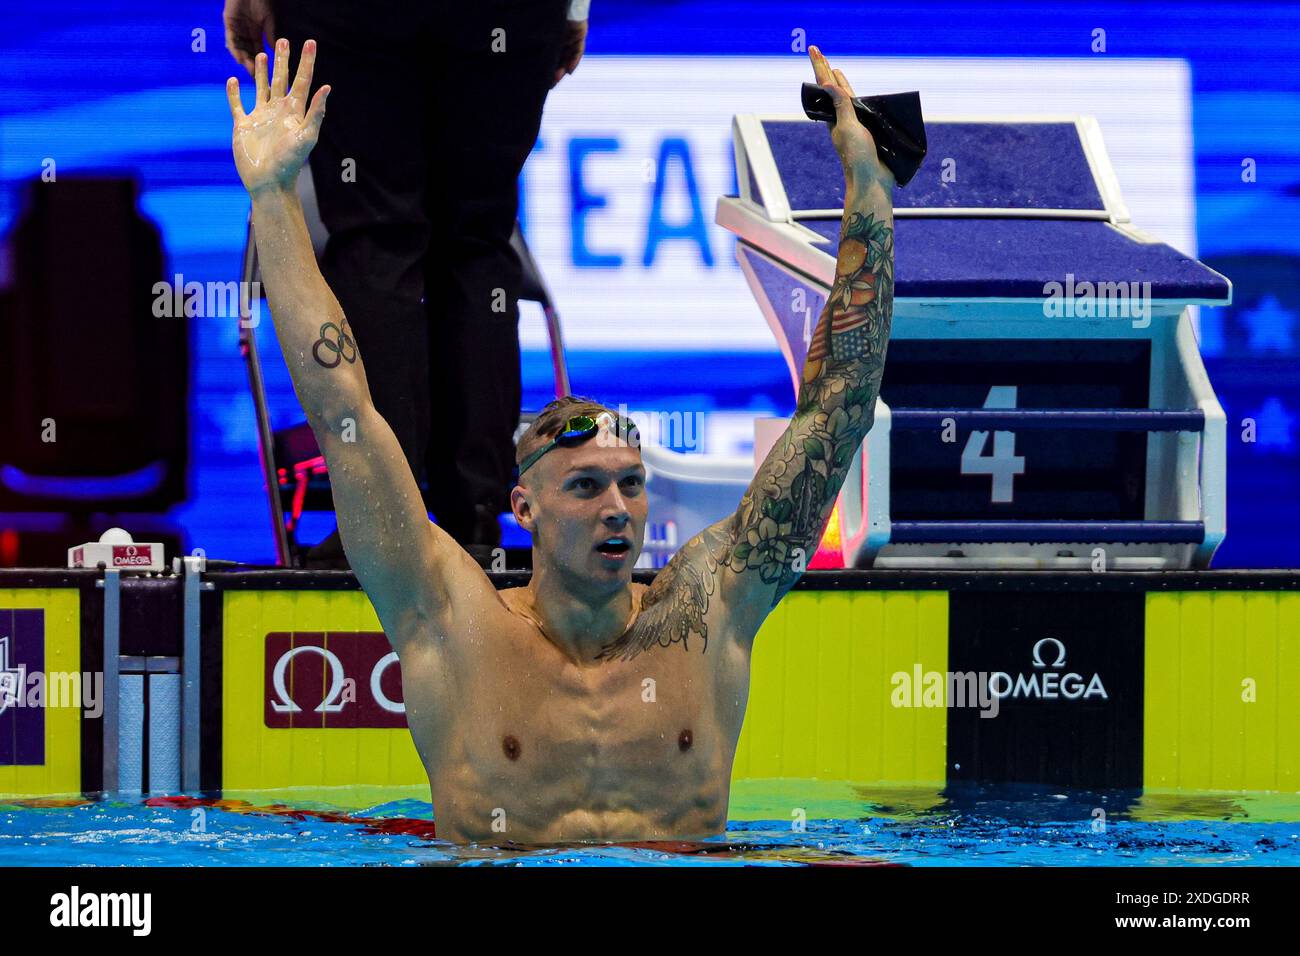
[226,39,330,197]
[808,46,893,190]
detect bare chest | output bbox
[457,644,724,771]
[402,591,751,841]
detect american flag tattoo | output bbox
[806,211,894,365]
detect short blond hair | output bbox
[515,395,623,476]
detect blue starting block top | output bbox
[726,114,1231,305]
[799,217,1230,301]
[765,120,1108,214]
[719,112,1230,571]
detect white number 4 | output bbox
[960,386,1025,503]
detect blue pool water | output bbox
[2,782,1297,866]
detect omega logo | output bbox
[988,638,1107,701]
[263,633,406,728]
[270,646,403,714]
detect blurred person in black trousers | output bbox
[224,0,589,567]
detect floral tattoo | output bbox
[600,209,894,660]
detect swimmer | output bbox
[226,40,894,843]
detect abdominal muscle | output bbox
[400,589,748,845]
[431,777,729,845]
[420,679,738,845]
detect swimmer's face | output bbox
[511,433,647,588]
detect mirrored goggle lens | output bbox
[556,416,598,445]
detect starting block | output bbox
[718,113,1232,570]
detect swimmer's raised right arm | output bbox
[226,39,488,649]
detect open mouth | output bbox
[595,538,631,557]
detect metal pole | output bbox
[100,568,121,794]
[181,554,206,791]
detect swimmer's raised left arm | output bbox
[716,48,893,636]
[596,48,892,661]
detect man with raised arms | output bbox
[226,40,893,843]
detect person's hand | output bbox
[808,46,893,192]
[224,0,277,76]
[552,18,588,87]
[226,39,330,197]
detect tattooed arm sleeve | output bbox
[596,180,894,662]
[722,178,895,623]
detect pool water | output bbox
[2,781,1297,866]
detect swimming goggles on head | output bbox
[517,412,640,477]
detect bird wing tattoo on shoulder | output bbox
[594,519,735,662]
